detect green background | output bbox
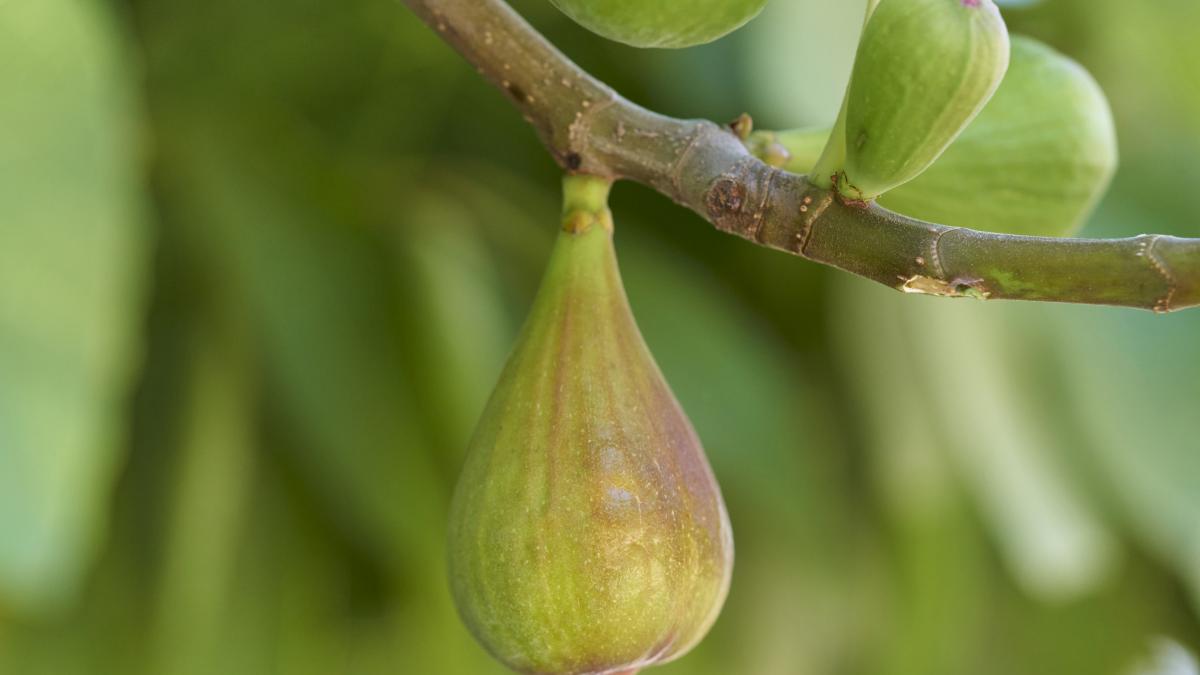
[1,0,1198,673]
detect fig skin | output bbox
[754,36,1117,237]
[549,0,767,49]
[841,0,1010,201]
[879,36,1118,237]
[447,184,733,675]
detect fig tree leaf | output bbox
[832,278,1118,603]
[0,0,147,615]
[148,321,257,675]
[742,0,863,126]
[1053,303,1200,614]
[155,112,444,578]
[831,278,1189,673]
[833,276,989,675]
[393,192,514,463]
[1129,639,1200,675]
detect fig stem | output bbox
[400,0,1200,313]
[561,174,614,234]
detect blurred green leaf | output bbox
[0,0,147,615]
[3,0,1199,671]
[392,191,515,465]
[1052,303,1200,613]
[834,277,988,675]
[149,315,257,675]
[834,278,1117,603]
[1130,639,1200,675]
[832,277,1195,673]
[155,110,445,578]
[740,0,865,127]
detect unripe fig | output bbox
[839,0,1010,201]
[549,0,767,49]
[747,36,1116,236]
[880,36,1118,236]
[448,177,733,675]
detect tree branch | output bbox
[402,0,1200,313]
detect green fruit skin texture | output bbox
[448,223,734,675]
[843,0,1010,200]
[550,0,767,49]
[880,36,1118,236]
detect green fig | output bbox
[750,36,1117,237]
[549,0,767,49]
[839,0,1010,201]
[447,176,734,675]
[880,36,1118,236]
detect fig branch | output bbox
[402,0,1200,313]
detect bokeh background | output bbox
[2,0,1199,673]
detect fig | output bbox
[879,36,1118,236]
[549,0,767,49]
[839,0,1009,201]
[447,176,734,675]
[750,36,1117,237]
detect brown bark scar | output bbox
[703,156,759,237]
[900,275,991,300]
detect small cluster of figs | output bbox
[446,1,1117,674]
